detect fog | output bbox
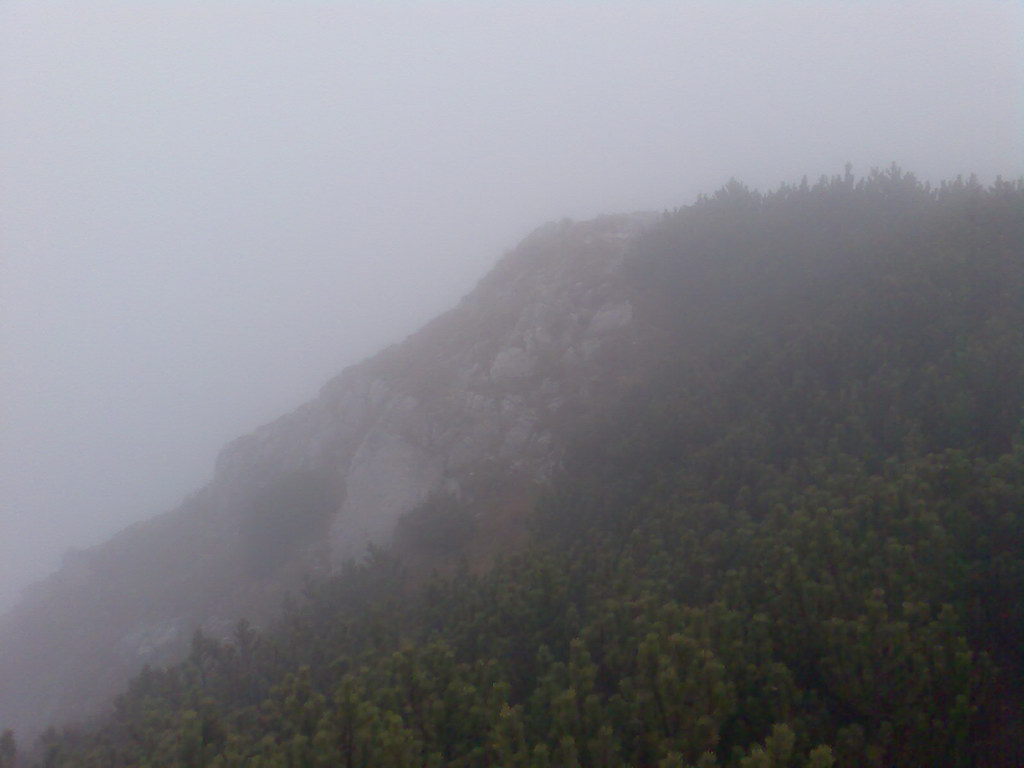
[1,1,1020,613]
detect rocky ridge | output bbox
[216,211,654,554]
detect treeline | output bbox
[19,169,1023,767]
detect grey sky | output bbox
[1,1,1021,612]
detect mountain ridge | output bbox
[0,211,658,739]
[4,171,1023,766]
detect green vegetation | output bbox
[241,470,338,577]
[25,170,1023,766]
[395,492,476,558]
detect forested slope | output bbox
[16,170,1023,767]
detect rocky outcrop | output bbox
[0,211,658,738]
[213,211,655,557]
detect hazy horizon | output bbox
[2,1,1022,613]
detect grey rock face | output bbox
[588,302,633,335]
[209,211,657,563]
[489,347,536,381]
[336,431,444,557]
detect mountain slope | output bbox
[0,213,655,740]
[5,170,1024,767]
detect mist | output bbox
[1,1,1021,613]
